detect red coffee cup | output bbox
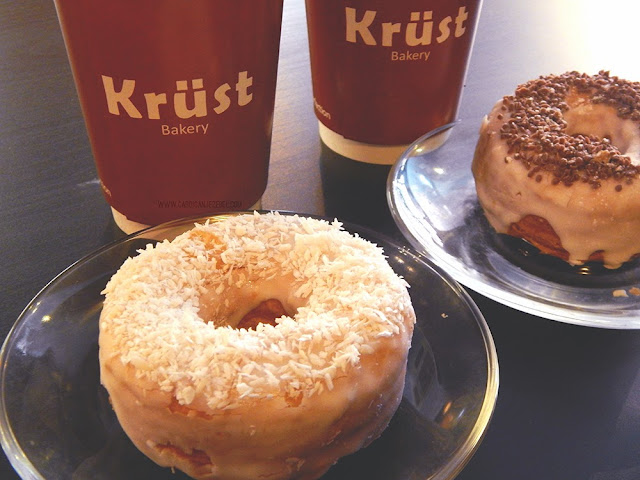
[305,0,482,164]
[54,0,284,233]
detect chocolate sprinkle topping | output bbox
[499,71,640,189]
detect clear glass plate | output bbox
[0,212,498,480]
[388,122,640,329]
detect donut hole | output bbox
[563,102,640,164]
[197,276,301,330]
[236,298,290,330]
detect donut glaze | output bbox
[472,71,640,268]
[99,212,416,479]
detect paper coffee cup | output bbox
[306,0,482,165]
[55,0,284,230]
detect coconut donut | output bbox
[472,71,640,268]
[99,212,416,480]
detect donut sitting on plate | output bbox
[98,212,416,480]
[472,70,640,269]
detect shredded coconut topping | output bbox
[100,212,415,410]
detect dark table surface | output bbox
[2,0,640,479]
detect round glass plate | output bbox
[388,122,640,329]
[0,212,498,480]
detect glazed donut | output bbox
[99,212,415,480]
[472,71,640,268]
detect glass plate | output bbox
[0,212,498,480]
[388,122,640,329]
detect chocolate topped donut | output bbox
[472,71,640,268]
